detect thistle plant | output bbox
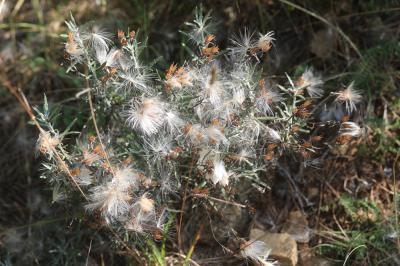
[34,9,364,262]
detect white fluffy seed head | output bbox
[256,88,282,115]
[205,126,229,147]
[96,47,122,67]
[231,148,254,165]
[75,166,93,186]
[112,166,139,191]
[119,69,152,92]
[237,117,262,144]
[164,110,184,134]
[65,32,84,61]
[166,76,182,89]
[209,159,232,186]
[233,88,246,106]
[37,131,60,159]
[339,122,362,137]
[158,169,177,198]
[81,25,113,52]
[184,123,206,146]
[229,28,255,58]
[256,31,275,52]
[204,66,224,106]
[241,240,269,260]
[0,1,10,22]
[240,240,276,265]
[86,182,132,223]
[266,127,281,142]
[139,194,155,213]
[334,81,362,113]
[126,97,166,135]
[125,193,157,233]
[144,136,173,164]
[297,68,324,97]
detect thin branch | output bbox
[278,0,363,59]
[85,73,115,177]
[178,154,195,251]
[2,77,88,199]
[191,193,247,209]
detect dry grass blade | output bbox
[393,153,400,252]
[85,67,115,177]
[191,193,247,208]
[184,224,203,266]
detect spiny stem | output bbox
[85,72,115,177]
[1,78,88,199]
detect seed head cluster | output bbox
[35,11,364,258]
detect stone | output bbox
[250,228,298,266]
[302,257,332,266]
[282,211,312,243]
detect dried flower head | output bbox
[339,121,362,137]
[184,123,206,146]
[202,45,219,60]
[297,68,324,97]
[165,64,193,91]
[255,31,275,53]
[65,32,84,60]
[334,81,362,113]
[205,125,229,146]
[82,148,100,165]
[37,131,60,159]
[256,82,282,115]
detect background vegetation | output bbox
[0,0,399,265]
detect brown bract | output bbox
[202,46,219,60]
[165,63,191,91]
[117,29,127,46]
